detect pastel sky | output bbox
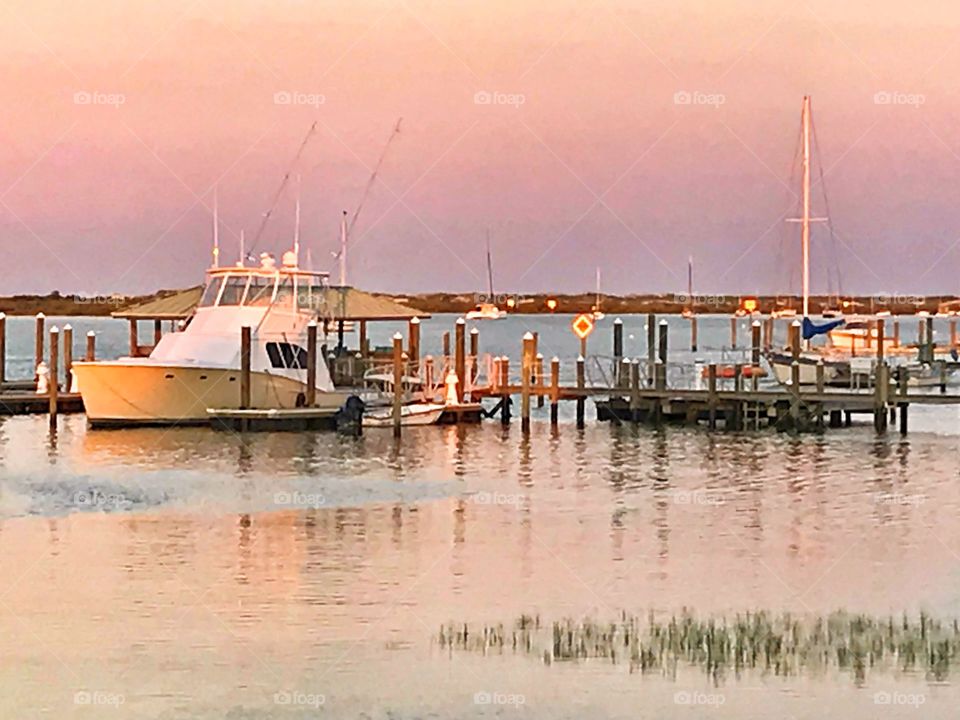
[2,0,960,296]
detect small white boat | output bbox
[465,303,505,321]
[363,402,446,427]
[591,267,605,320]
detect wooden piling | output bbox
[730,317,737,349]
[455,319,466,402]
[816,359,825,429]
[408,317,420,368]
[128,318,138,357]
[893,319,900,347]
[550,356,560,426]
[491,356,500,394]
[240,326,251,409]
[469,328,479,384]
[86,331,96,361]
[0,313,5,387]
[629,359,640,422]
[48,326,59,427]
[521,332,534,433]
[501,356,511,425]
[536,353,545,408]
[657,319,668,364]
[707,363,717,429]
[874,362,888,433]
[876,318,885,365]
[576,356,585,428]
[359,320,368,358]
[926,316,935,363]
[153,319,162,347]
[951,318,958,349]
[751,320,761,391]
[392,333,403,437]
[790,320,801,362]
[790,361,801,425]
[613,318,623,382]
[34,313,45,372]
[306,322,317,407]
[646,314,656,385]
[443,331,451,360]
[619,357,631,392]
[63,325,73,393]
[898,366,909,434]
[690,315,698,352]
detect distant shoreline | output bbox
[0,290,954,317]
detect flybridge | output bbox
[198,251,330,312]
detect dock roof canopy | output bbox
[112,286,429,322]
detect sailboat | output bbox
[465,233,506,320]
[591,267,605,320]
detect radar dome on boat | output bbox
[259,252,276,270]
[281,250,298,267]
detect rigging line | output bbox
[777,117,804,297]
[811,112,844,298]
[347,117,403,238]
[248,122,319,256]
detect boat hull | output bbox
[766,352,847,386]
[72,362,348,427]
[364,403,446,427]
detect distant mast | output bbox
[595,267,602,311]
[486,230,495,298]
[212,186,220,268]
[294,174,301,265]
[339,210,348,287]
[687,255,693,299]
[801,95,811,320]
[239,229,245,267]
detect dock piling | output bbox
[0,313,5,387]
[550,356,560,426]
[707,364,717,429]
[392,333,403,437]
[86,331,96,361]
[646,314,656,385]
[63,325,73,393]
[128,319,138,357]
[751,320,761,391]
[442,331,450,360]
[240,326,251,409]
[576,356,585,428]
[48,326,59,428]
[34,313,45,373]
[469,328,479,385]
[657,319,668,365]
[629,359,640,421]
[306,322,317,407]
[690,315,698,352]
[521,332,534,433]
[536,353,545,408]
[613,319,623,382]
[730,317,737,349]
[898,367,909,434]
[500,356,511,425]
[455,319,466,402]
[408,317,420,368]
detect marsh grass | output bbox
[438,610,960,685]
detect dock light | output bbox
[741,298,758,313]
[506,297,516,309]
[546,298,558,312]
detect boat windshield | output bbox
[218,275,249,306]
[245,275,276,306]
[199,277,222,307]
[275,277,295,308]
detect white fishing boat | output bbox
[363,402,446,427]
[465,233,505,320]
[591,267,605,321]
[73,252,349,426]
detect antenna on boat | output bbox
[212,186,220,268]
[687,255,693,298]
[239,229,245,267]
[485,229,495,298]
[294,174,301,266]
[339,210,348,287]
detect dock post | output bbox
[48,326,59,427]
[646,314,656,385]
[657,319,668,364]
[536,353,545,408]
[240,326,251,409]
[926,316,935,363]
[790,361,801,427]
[359,320,368,358]
[613,318,623,382]
[874,362,888,433]
[619,357,631,392]
[550,356,560,426]
[469,328,479,384]
[500,357,511,425]
[730,317,737,349]
[86,331,96,361]
[940,362,948,394]
[707,363,717,430]
[790,320,801,362]
[751,321,761,391]
[63,325,73,393]
[408,317,420,369]
[629,359,640,422]
[306,321,317,406]
[34,313,45,373]
[128,318,138,357]
[764,316,773,350]
[690,315,698,352]
[442,331,451,360]
[815,359,825,429]
[893,319,900,347]
[454,319,466,403]
[898,366,909,434]
[576,355,585,428]
[491,356,500,394]
[392,333,403,437]
[521,332,534,433]
[951,318,958,350]
[153,319,162,348]
[0,313,5,387]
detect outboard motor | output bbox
[334,395,365,436]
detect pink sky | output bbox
[1,0,960,296]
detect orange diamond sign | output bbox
[572,313,595,340]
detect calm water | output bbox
[2,314,960,718]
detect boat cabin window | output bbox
[265,341,308,369]
[199,277,223,307]
[274,277,295,308]
[218,275,249,306]
[245,275,276,306]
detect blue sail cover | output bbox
[802,316,845,340]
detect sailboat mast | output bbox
[339,210,348,287]
[595,267,601,308]
[212,186,220,268]
[801,95,811,319]
[687,255,693,298]
[486,231,494,297]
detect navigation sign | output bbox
[572,313,595,340]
